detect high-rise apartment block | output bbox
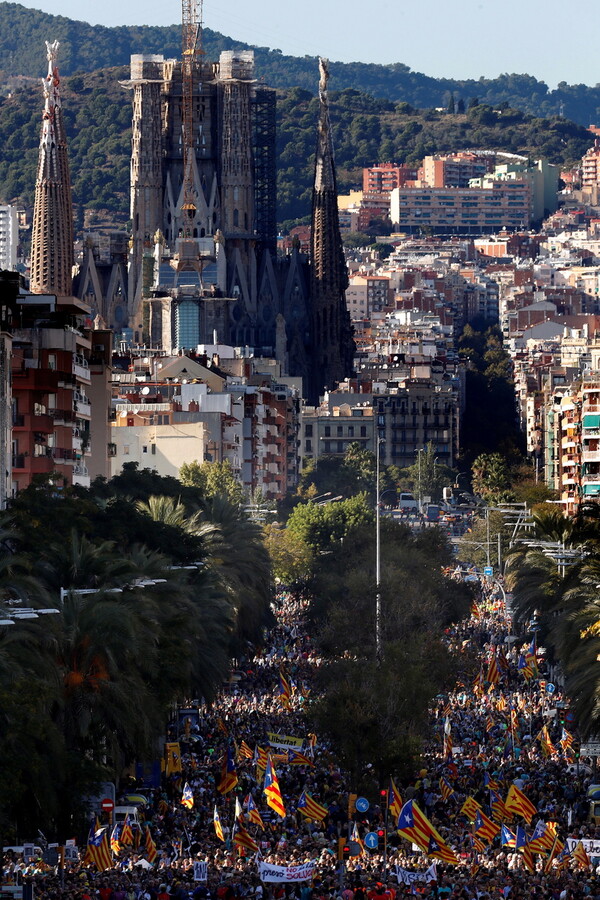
[0,205,19,272]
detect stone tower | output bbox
[309,58,354,403]
[30,41,74,296]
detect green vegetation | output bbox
[458,325,525,468]
[3,4,600,126]
[0,464,272,839]
[305,513,471,784]
[505,502,600,737]
[0,29,594,228]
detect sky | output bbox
[12,0,600,89]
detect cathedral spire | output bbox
[30,40,74,296]
[309,58,354,402]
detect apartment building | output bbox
[0,205,19,271]
[300,397,374,461]
[363,163,418,193]
[422,153,492,188]
[582,140,600,187]
[390,180,531,235]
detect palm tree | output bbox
[200,494,273,652]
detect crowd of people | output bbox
[5,577,600,900]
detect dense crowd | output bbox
[5,577,600,900]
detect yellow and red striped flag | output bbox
[213,806,224,842]
[233,823,259,854]
[439,777,455,802]
[573,841,591,869]
[537,725,557,758]
[460,796,482,823]
[263,755,286,818]
[388,778,403,823]
[397,799,459,865]
[543,836,564,874]
[145,826,157,864]
[217,746,238,794]
[120,815,133,846]
[238,740,253,761]
[474,809,500,844]
[278,670,292,708]
[529,820,557,854]
[181,782,194,809]
[297,790,328,821]
[505,784,537,824]
[245,794,264,829]
[89,828,113,871]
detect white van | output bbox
[113,805,142,827]
[399,492,419,513]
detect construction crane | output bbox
[181,0,202,236]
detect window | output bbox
[142,446,148,454]
[337,442,344,453]
[360,426,367,437]
[337,425,343,436]
[324,426,331,437]
[305,424,313,437]
[324,441,331,453]
[123,445,130,455]
[305,439,312,452]
[348,426,354,437]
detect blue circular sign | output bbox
[364,832,379,849]
[355,796,370,813]
[546,682,556,694]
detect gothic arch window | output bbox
[233,209,239,227]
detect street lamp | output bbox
[376,436,384,664]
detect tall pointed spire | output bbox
[30,40,74,296]
[309,58,354,402]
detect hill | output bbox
[0,67,594,231]
[2,2,600,127]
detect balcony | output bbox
[582,450,600,463]
[582,473,600,484]
[72,464,90,487]
[73,395,91,417]
[73,355,91,383]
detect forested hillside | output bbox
[0,65,594,231]
[2,2,600,126]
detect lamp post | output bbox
[376,436,384,664]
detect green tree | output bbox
[179,459,245,506]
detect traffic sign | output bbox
[364,832,379,850]
[483,566,493,577]
[355,796,370,813]
[101,798,114,812]
[546,682,556,695]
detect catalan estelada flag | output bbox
[278,670,292,708]
[245,793,264,829]
[297,790,328,821]
[217,745,238,794]
[145,825,157,864]
[529,820,557,854]
[213,806,224,842]
[474,809,500,844]
[181,782,194,809]
[560,728,574,754]
[389,778,403,822]
[263,755,286,817]
[500,824,516,848]
[233,823,259,854]
[110,823,121,854]
[397,799,459,865]
[89,828,113,871]
[120,814,133,846]
[489,789,510,822]
[496,695,507,712]
[505,783,537,824]
[287,749,315,766]
[82,821,97,866]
